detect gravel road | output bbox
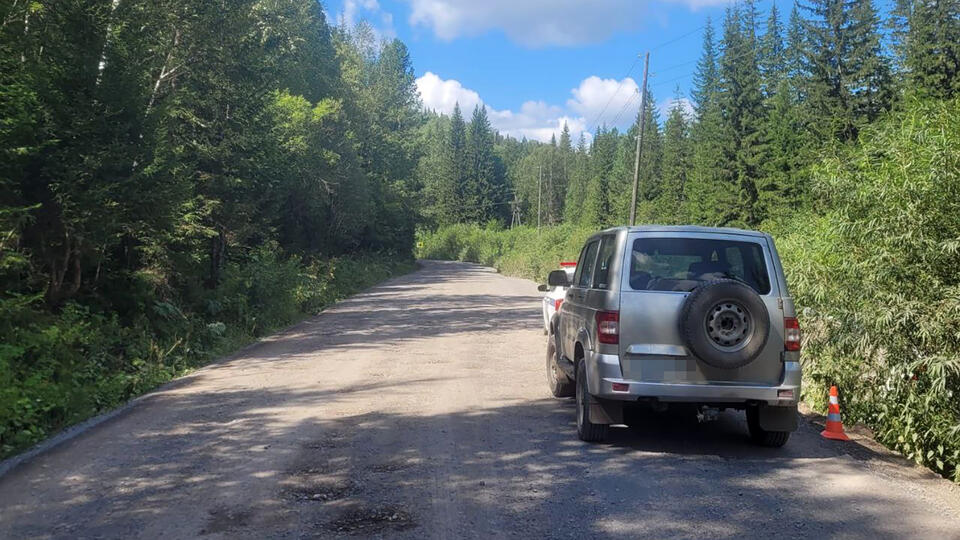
[2,260,959,539]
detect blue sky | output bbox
[325,0,774,142]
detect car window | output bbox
[572,245,588,286]
[629,237,771,294]
[593,235,617,289]
[577,241,600,288]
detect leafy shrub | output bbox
[777,98,960,480]
[216,244,304,337]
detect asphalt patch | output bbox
[324,507,416,534]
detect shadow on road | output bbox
[3,382,945,539]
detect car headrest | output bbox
[688,261,729,277]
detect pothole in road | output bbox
[281,469,356,503]
[369,460,414,473]
[200,506,253,535]
[302,432,348,450]
[284,485,351,503]
[324,506,416,534]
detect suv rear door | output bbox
[562,237,600,360]
[617,231,784,386]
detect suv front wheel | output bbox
[576,361,608,442]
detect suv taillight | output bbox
[596,311,619,344]
[554,298,563,312]
[784,317,801,351]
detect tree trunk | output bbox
[96,0,123,85]
[207,227,226,289]
[45,233,82,307]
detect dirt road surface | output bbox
[1,260,959,539]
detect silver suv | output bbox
[545,226,801,446]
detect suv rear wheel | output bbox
[746,406,791,447]
[546,334,574,397]
[576,361,608,442]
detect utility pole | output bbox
[537,164,543,231]
[511,195,522,228]
[629,51,650,227]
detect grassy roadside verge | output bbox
[0,253,415,459]
[417,223,960,482]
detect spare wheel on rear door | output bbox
[679,279,770,370]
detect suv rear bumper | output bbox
[587,352,801,406]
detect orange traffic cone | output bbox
[821,385,850,441]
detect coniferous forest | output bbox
[3,0,960,480]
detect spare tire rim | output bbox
[706,301,752,352]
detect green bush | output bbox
[776,98,960,480]
[417,223,592,282]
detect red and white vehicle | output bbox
[538,262,577,334]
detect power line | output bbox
[589,25,706,129]
[651,71,696,89]
[609,89,640,128]
[589,54,641,129]
[649,38,769,91]
[650,58,698,76]
[650,25,706,52]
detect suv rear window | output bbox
[577,240,600,288]
[628,238,771,294]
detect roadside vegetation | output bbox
[0,4,419,458]
[417,0,960,481]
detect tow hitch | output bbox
[697,406,720,423]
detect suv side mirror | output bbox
[548,270,571,288]
[537,284,549,292]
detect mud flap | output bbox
[758,404,798,432]
[589,398,623,425]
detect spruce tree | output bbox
[565,133,590,224]
[785,5,808,96]
[760,3,787,97]
[464,105,503,223]
[556,123,573,222]
[757,78,808,223]
[717,1,765,226]
[447,103,468,222]
[689,16,728,226]
[617,91,662,224]
[583,128,617,227]
[660,93,692,225]
[693,18,719,118]
[901,0,960,99]
[799,0,892,140]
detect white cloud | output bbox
[415,72,484,116]
[404,0,727,47]
[416,72,645,143]
[567,76,641,128]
